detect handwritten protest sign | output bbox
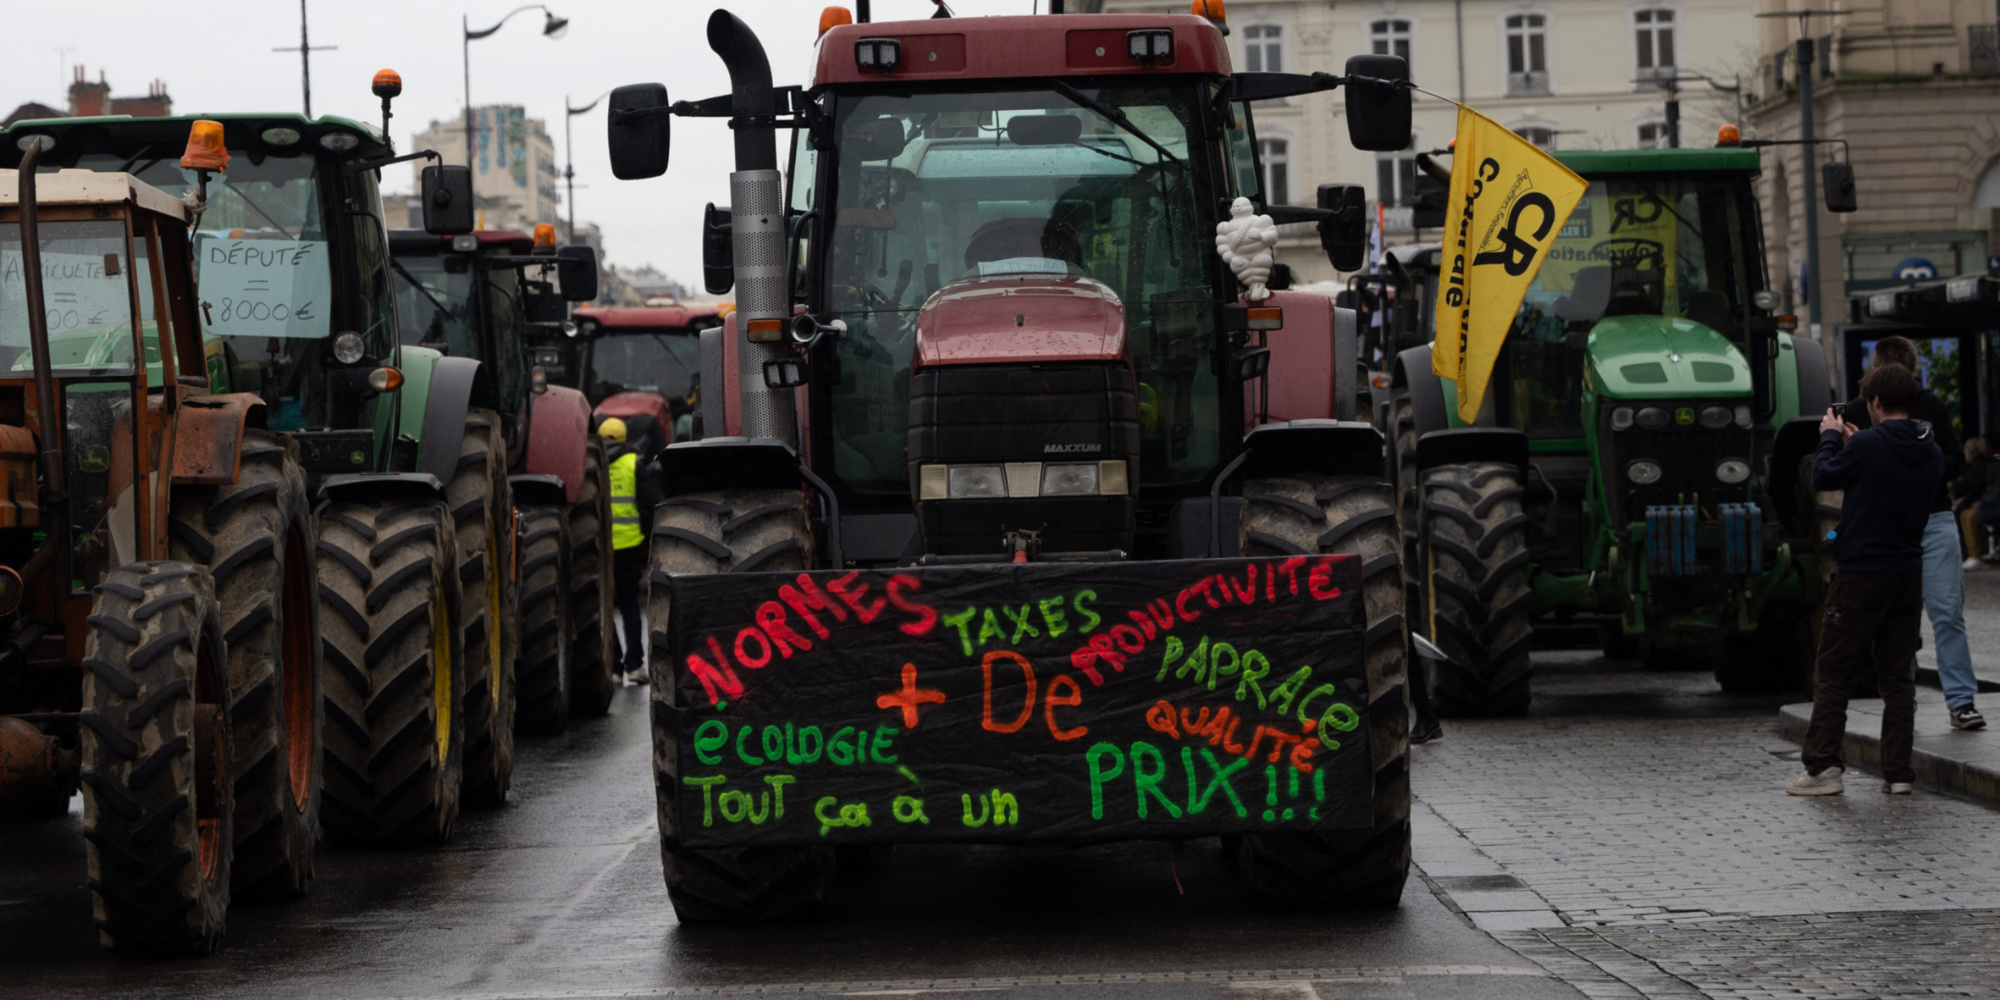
[197,238,330,339]
[661,556,1371,848]
[0,248,132,347]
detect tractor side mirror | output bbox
[556,245,599,302]
[1822,161,1857,213]
[1317,183,1368,272]
[421,165,474,236]
[702,202,734,295]
[608,83,671,180]
[1343,54,1412,152]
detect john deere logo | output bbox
[77,446,110,473]
[1675,407,1695,426]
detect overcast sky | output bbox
[5,0,1044,289]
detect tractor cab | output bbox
[561,304,723,445]
[622,11,1410,560]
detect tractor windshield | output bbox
[71,149,399,431]
[391,253,527,420]
[588,331,702,408]
[1507,173,1754,436]
[819,84,1216,499]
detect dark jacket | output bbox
[1814,417,1942,573]
[1841,391,1961,513]
[1958,453,1998,508]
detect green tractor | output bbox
[4,82,519,839]
[1389,144,1843,714]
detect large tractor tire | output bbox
[568,437,618,717]
[1389,394,1421,582]
[81,562,232,954]
[647,489,835,922]
[455,410,516,808]
[513,505,572,735]
[166,429,321,899]
[1422,462,1534,717]
[1237,475,1411,908]
[317,500,466,847]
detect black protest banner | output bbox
[663,556,1372,848]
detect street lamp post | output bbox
[564,93,605,245]
[462,5,568,206]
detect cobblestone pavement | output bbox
[1414,652,2000,998]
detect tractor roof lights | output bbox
[856,38,901,73]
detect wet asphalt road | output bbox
[0,683,1570,1000]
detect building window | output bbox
[1244,24,1283,73]
[1506,14,1549,95]
[1636,122,1666,149]
[1376,154,1416,208]
[1260,138,1290,206]
[1371,20,1412,64]
[1515,126,1557,150]
[1635,9,1675,84]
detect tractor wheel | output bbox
[1390,394,1421,582]
[1422,462,1534,717]
[1716,607,1813,694]
[568,436,618,718]
[513,505,572,735]
[317,500,465,847]
[648,488,835,922]
[166,429,320,900]
[81,562,232,954]
[455,410,516,808]
[1237,475,1411,909]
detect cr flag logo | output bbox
[1430,105,1587,423]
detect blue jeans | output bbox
[1919,510,1978,709]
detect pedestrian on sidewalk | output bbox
[601,417,663,685]
[1841,337,1984,731]
[1954,438,1993,565]
[1792,364,1943,796]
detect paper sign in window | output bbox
[198,238,332,339]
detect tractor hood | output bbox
[1585,314,1751,400]
[913,273,1127,368]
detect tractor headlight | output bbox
[1715,458,1751,484]
[1610,407,1635,431]
[1041,462,1099,496]
[1636,406,1671,431]
[947,465,1008,499]
[1753,289,1781,311]
[1698,405,1733,430]
[331,331,367,365]
[1627,459,1664,486]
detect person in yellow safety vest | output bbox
[600,417,662,683]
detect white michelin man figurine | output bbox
[1215,196,1280,302]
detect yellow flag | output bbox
[1430,105,1589,424]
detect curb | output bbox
[1779,700,2000,806]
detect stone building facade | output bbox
[1098,0,1758,283]
[1747,0,2000,327]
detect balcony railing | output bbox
[1972,24,2000,75]
[1507,70,1550,97]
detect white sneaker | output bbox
[1965,556,1986,572]
[1786,768,1845,796]
[1882,781,1913,795]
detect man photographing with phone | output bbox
[1790,363,1943,796]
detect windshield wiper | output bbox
[390,258,457,318]
[1049,81,1184,170]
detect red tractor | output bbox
[611,3,1413,920]
[389,227,618,735]
[564,305,725,448]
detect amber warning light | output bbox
[819,6,852,37]
[1717,123,1741,147]
[372,69,403,100]
[533,223,557,253]
[180,120,230,172]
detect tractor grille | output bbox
[908,363,1140,556]
[1604,425,1754,525]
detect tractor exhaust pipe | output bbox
[708,9,796,445]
